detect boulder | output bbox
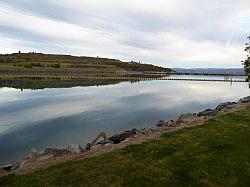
[37,155,54,161]
[10,161,20,171]
[240,96,250,103]
[215,102,237,111]
[91,132,108,145]
[147,126,161,133]
[120,138,131,144]
[43,148,69,157]
[197,109,219,116]
[85,143,92,151]
[139,128,148,135]
[90,144,103,151]
[67,144,84,154]
[177,113,197,124]
[108,131,133,144]
[19,159,29,169]
[101,139,113,146]
[108,128,140,144]
[0,164,12,172]
[156,120,166,127]
[131,128,140,135]
[165,120,176,127]
[157,120,176,128]
[139,126,161,135]
[0,162,19,172]
[30,148,42,161]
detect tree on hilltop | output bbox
[243,37,250,78]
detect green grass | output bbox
[1,106,250,187]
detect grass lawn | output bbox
[0,106,250,186]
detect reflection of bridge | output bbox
[169,73,246,76]
[78,76,245,82]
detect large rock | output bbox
[240,96,250,103]
[37,155,54,161]
[0,164,12,172]
[197,109,219,116]
[139,128,148,135]
[43,148,69,157]
[148,126,161,133]
[67,144,84,154]
[215,102,237,111]
[177,113,197,124]
[0,161,20,172]
[30,148,42,161]
[157,120,176,128]
[90,144,103,151]
[10,161,20,171]
[19,159,29,169]
[91,132,108,145]
[131,128,140,135]
[157,120,166,127]
[108,129,138,144]
[101,139,113,146]
[139,126,161,135]
[165,120,176,127]
[85,143,92,151]
[109,132,131,144]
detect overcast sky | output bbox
[0,0,249,68]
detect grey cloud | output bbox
[0,0,249,67]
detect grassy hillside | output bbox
[0,52,172,74]
[1,106,249,186]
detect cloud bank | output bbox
[0,0,249,68]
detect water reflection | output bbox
[0,75,247,90]
[0,77,124,90]
[0,77,249,164]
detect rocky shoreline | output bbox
[1,95,250,176]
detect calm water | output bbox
[0,76,249,164]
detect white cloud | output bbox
[0,0,249,67]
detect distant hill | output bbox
[172,68,246,75]
[0,52,172,73]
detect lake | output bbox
[0,75,249,164]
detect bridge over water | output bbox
[72,76,246,82]
[0,74,246,82]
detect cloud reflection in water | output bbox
[0,80,249,163]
